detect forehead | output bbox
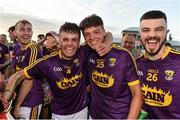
[140,18,167,28]
[16,23,32,29]
[60,31,80,39]
[84,26,103,32]
[123,35,134,41]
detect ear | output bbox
[14,30,17,37]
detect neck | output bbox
[20,43,29,50]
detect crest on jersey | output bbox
[164,70,175,81]
[109,58,116,66]
[73,58,80,67]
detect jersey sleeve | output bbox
[24,58,42,79]
[124,51,140,86]
[4,45,9,55]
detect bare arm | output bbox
[127,84,143,119]
[96,31,113,56]
[0,72,4,100]
[14,79,33,118]
[2,70,27,108]
[35,38,46,47]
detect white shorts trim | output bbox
[52,107,88,120]
[19,104,42,119]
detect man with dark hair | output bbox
[3,22,89,119]
[8,26,16,43]
[136,10,180,118]
[2,21,112,119]
[80,14,142,119]
[37,34,45,42]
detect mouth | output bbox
[22,36,31,40]
[89,40,99,49]
[65,47,74,53]
[146,38,160,50]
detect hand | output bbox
[2,92,10,110]
[13,104,20,118]
[96,42,112,56]
[96,31,113,56]
[2,91,16,110]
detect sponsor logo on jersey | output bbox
[92,70,114,88]
[89,58,95,64]
[56,73,82,90]
[53,67,62,71]
[164,70,175,81]
[137,70,143,76]
[142,84,172,107]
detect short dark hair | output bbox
[140,10,167,22]
[38,34,44,39]
[8,26,15,32]
[59,22,81,38]
[79,14,104,32]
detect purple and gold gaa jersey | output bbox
[88,44,140,119]
[0,42,9,73]
[24,47,89,115]
[14,43,43,107]
[136,46,180,119]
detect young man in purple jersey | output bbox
[136,10,180,119]
[0,40,10,77]
[6,20,43,119]
[80,14,143,119]
[2,22,111,119]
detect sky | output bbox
[0,0,179,43]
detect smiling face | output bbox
[83,26,105,50]
[121,34,135,51]
[59,31,80,60]
[140,18,168,56]
[15,22,33,46]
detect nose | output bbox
[89,33,95,40]
[67,40,73,46]
[149,30,157,37]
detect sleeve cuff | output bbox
[23,68,32,79]
[128,80,140,86]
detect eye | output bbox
[141,28,150,33]
[84,33,90,38]
[155,27,164,32]
[27,28,32,32]
[62,38,69,42]
[72,38,78,42]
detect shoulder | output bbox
[136,54,145,61]
[27,43,38,51]
[168,48,180,60]
[170,48,180,54]
[42,51,59,60]
[111,44,134,58]
[0,42,8,48]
